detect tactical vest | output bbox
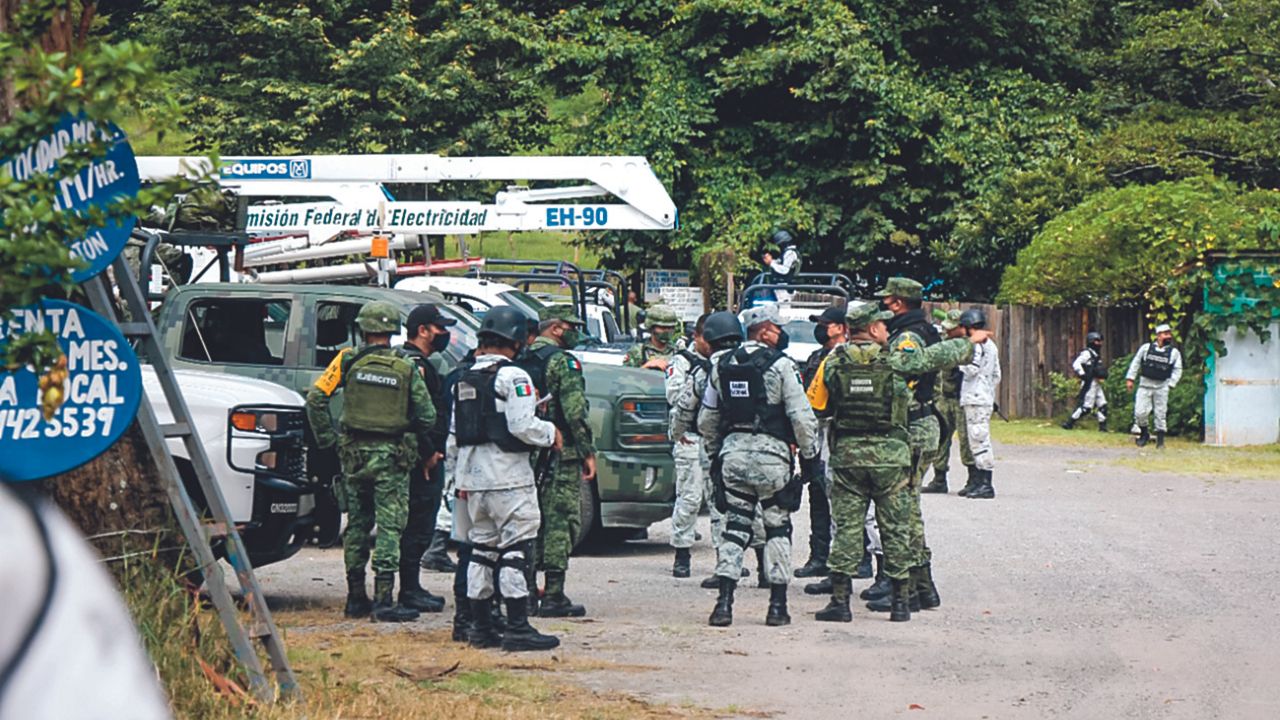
[943,367,963,399]
[888,313,940,406]
[454,361,537,453]
[802,346,830,390]
[1084,348,1107,380]
[640,343,672,365]
[679,349,711,378]
[516,343,569,426]
[717,346,794,443]
[341,348,414,435]
[1140,342,1176,381]
[771,248,802,285]
[827,344,904,434]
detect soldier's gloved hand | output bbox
[799,455,824,485]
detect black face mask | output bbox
[813,324,829,345]
[774,329,790,352]
[430,330,451,352]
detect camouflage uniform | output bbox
[623,304,679,368]
[930,310,972,485]
[806,302,974,621]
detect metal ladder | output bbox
[83,255,298,702]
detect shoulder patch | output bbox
[514,380,533,398]
[895,336,919,353]
[566,355,582,372]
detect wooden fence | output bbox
[924,303,1147,418]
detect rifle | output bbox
[534,447,560,491]
[993,402,1010,423]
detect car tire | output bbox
[572,478,601,553]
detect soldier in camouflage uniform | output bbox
[522,305,597,617]
[699,304,821,627]
[871,277,966,612]
[806,302,984,622]
[623,304,679,370]
[306,301,436,623]
[923,309,973,495]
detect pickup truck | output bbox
[152,282,676,547]
[142,366,314,567]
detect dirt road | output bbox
[258,441,1280,719]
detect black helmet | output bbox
[958,308,987,329]
[701,310,745,345]
[771,230,795,249]
[1086,331,1103,345]
[478,306,528,344]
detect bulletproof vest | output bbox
[943,367,963,399]
[679,348,711,378]
[453,361,536,453]
[802,346,830,390]
[888,312,940,406]
[1140,342,1176,381]
[401,345,445,413]
[771,248,802,285]
[341,347,414,435]
[827,344,903,434]
[516,343,568,425]
[641,343,673,365]
[717,346,794,443]
[1085,348,1106,379]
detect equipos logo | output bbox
[222,158,312,180]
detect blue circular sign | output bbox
[0,300,143,482]
[1,113,140,282]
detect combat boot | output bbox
[370,573,419,623]
[888,578,912,622]
[700,575,720,589]
[1156,431,1166,449]
[343,569,372,619]
[814,573,852,623]
[451,593,473,642]
[398,561,445,613]
[968,469,995,500]
[1136,427,1150,447]
[538,571,586,617]
[921,470,948,494]
[765,584,791,626]
[866,566,916,612]
[754,547,769,589]
[467,597,503,648]
[501,596,560,652]
[914,563,941,609]
[420,530,457,572]
[804,576,833,595]
[708,577,735,626]
[1060,416,1076,430]
[859,554,890,601]
[672,548,692,578]
[854,548,873,579]
[794,556,829,578]
[957,466,978,497]
[1098,418,1108,433]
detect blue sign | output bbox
[0,300,143,482]
[221,158,312,180]
[1,113,140,283]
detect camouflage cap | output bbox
[937,308,963,331]
[874,276,923,300]
[538,304,586,326]
[845,301,894,330]
[739,302,783,329]
[645,304,680,328]
[356,301,401,333]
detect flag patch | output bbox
[514,381,533,397]
[567,356,582,372]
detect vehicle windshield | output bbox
[497,290,546,319]
[438,304,480,361]
[783,319,820,344]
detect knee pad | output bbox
[765,523,793,541]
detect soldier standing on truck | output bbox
[451,306,562,652]
[624,305,679,370]
[521,305,597,618]
[396,304,456,614]
[306,301,436,623]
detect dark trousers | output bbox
[399,462,444,569]
[453,543,471,599]
[807,475,831,563]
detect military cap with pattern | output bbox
[739,302,783,329]
[538,304,586,326]
[845,301,895,329]
[939,308,963,331]
[873,276,923,300]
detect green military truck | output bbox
[153,282,675,548]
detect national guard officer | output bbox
[762,230,802,303]
[450,306,562,651]
[698,304,821,627]
[957,308,1001,499]
[923,309,970,495]
[307,301,436,623]
[522,305,597,617]
[806,302,984,622]
[397,304,456,613]
[624,304,680,369]
[1062,331,1109,432]
[874,277,964,612]
[667,314,712,579]
[672,311,762,590]
[1125,323,1183,448]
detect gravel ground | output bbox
[257,442,1280,719]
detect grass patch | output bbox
[447,231,601,268]
[992,418,1280,478]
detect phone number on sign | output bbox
[0,406,117,440]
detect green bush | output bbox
[1099,353,1203,437]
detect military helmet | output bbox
[772,229,795,249]
[645,304,679,329]
[477,306,529,344]
[958,307,987,329]
[356,301,401,333]
[701,310,745,345]
[1086,331,1103,345]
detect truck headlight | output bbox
[231,410,280,433]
